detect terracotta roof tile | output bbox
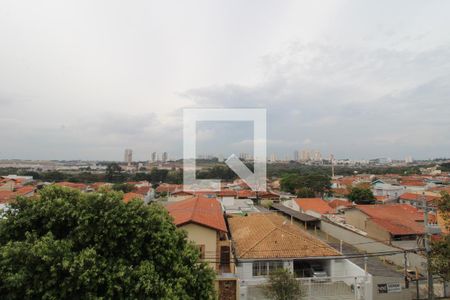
[329,199,352,209]
[356,204,426,236]
[295,198,333,214]
[123,192,144,203]
[0,191,15,204]
[54,182,87,190]
[166,196,227,232]
[228,213,340,259]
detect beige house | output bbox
[166,196,238,300]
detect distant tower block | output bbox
[124,149,133,165]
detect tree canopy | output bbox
[280,173,331,196]
[262,268,304,300]
[431,192,450,281]
[0,186,215,299]
[347,187,376,204]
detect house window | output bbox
[197,245,206,259]
[252,261,283,276]
[268,261,283,273]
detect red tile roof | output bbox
[156,184,182,193]
[15,186,35,196]
[356,204,426,236]
[401,180,426,187]
[295,198,333,214]
[123,192,144,203]
[0,191,15,204]
[135,186,151,195]
[400,193,439,203]
[166,196,227,232]
[54,182,87,190]
[329,199,352,209]
[228,213,340,259]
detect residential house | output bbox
[371,182,405,201]
[344,204,426,243]
[328,199,353,212]
[285,198,333,218]
[227,213,370,299]
[399,193,440,210]
[166,196,238,300]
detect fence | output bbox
[242,275,371,300]
[412,278,450,299]
[297,275,371,300]
[320,220,426,273]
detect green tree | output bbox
[431,192,450,281]
[112,182,136,193]
[348,187,376,204]
[262,268,304,300]
[296,187,315,198]
[0,186,215,299]
[105,163,125,182]
[280,173,331,196]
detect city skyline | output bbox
[1,1,450,161]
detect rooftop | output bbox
[295,198,333,215]
[166,196,227,232]
[228,213,340,259]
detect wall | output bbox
[366,219,392,242]
[180,223,217,270]
[237,260,293,286]
[345,209,369,231]
[321,220,426,273]
[372,276,412,300]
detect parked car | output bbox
[309,263,328,281]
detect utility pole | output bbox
[423,193,434,299]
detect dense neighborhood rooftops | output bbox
[166,196,227,232]
[227,213,340,259]
[295,198,333,215]
[399,192,440,203]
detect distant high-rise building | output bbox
[405,156,413,163]
[293,150,299,161]
[312,150,322,161]
[270,153,277,162]
[300,149,311,161]
[124,149,133,164]
[162,152,168,163]
[151,152,157,162]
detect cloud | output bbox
[183,42,450,159]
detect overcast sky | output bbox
[1,0,450,161]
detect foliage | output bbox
[105,163,125,182]
[280,173,330,196]
[295,187,315,198]
[112,182,136,193]
[431,192,450,280]
[262,268,304,300]
[0,186,215,299]
[348,187,375,204]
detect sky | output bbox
[1,0,450,161]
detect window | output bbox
[268,261,283,273]
[253,261,283,276]
[197,245,205,259]
[220,246,231,266]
